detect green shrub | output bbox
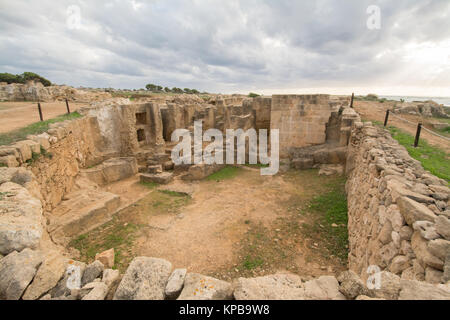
[0,72,51,86]
[248,92,260,98]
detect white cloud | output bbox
[0,0,448,95]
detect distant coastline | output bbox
[379,95,450,107]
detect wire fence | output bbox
[388,112,450,142]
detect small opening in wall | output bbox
[136,112,147,125]
[137,129,145,142]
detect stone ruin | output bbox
[0,93,449,300]
[0,80,112,103]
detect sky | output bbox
[0,0,449,96]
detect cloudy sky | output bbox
[0,0,449,96]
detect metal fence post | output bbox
[65,98,71,114]
[414,123,422,148]
[37,102,43,121]
[384,110,390,127]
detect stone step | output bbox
[48,189,121,245]
[148,165,163,174]
[140,172,174,185]
[147,153,170,165]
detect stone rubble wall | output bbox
[345,121,450,285]
[1,252,449,300]
[0,81,112,102]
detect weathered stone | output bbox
[22,252,67,300]
[425,267,443,284]
[399,280,450,300]
[444,253,450,282]
[0,155,19,167]
[81,282,108,300]
[399,226,413,241]
[165,268,187,299]
[233,274,305,300]
[387,180,434,204]
[303,276,346,300]
[435,216,450,240]
[0,249,43,300]
[389,255,411,275]
[377,221,393,245]
[147,165,163,174]
[337,270,370,299]
[0,182,43,255]
[413,221,440,240]
[178,273,233,300]
[397,197,437,226]
[400,240,414,259]
[81,260,104,286]
[95,248,114,269]
[102,269,120,288]
[140,172,173,185]
[114,257,172,300]
[370,271,401,300]
[427,239,450,260]
[411,232,444,270]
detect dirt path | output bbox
[354,100,450,153]
[0,101,87,133]
[73,168,347,281]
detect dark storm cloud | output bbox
[0,0,449,94]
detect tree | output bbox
[164,87,171,93]
[145,83,157,91]
[0,72,52,86]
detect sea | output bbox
[379,96,450,108]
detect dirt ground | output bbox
[0,101,87,133]
[354,100,450,153]
[72,167,348,281]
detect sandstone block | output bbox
[397,196,437,226]
[178,273,233,300]
[165,268,187,299]
[114,257,172,300]
[140,172,173,185]
[95,248,114,268]
[0,249,43,300]
[233,274,304,300]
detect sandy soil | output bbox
[89,168,347,280]
[0,101,87,133]
[354,100,450,153]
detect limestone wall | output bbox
[0,81,112,102]
[345,122,449,284]
[271,95,334,157]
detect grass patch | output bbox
[387,126,450,182]
[206,166,241,181]
[301,177,348,263]
[242,256,264,270]
[158,189,189,197]
[0,112,82,146]
[70,217,140,272]
[140,181,160,189]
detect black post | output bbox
[350,93,354,108]
[65,98,71,114]
[37,102,43,122]
[384,110,390,127]
[414,123,422,148]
